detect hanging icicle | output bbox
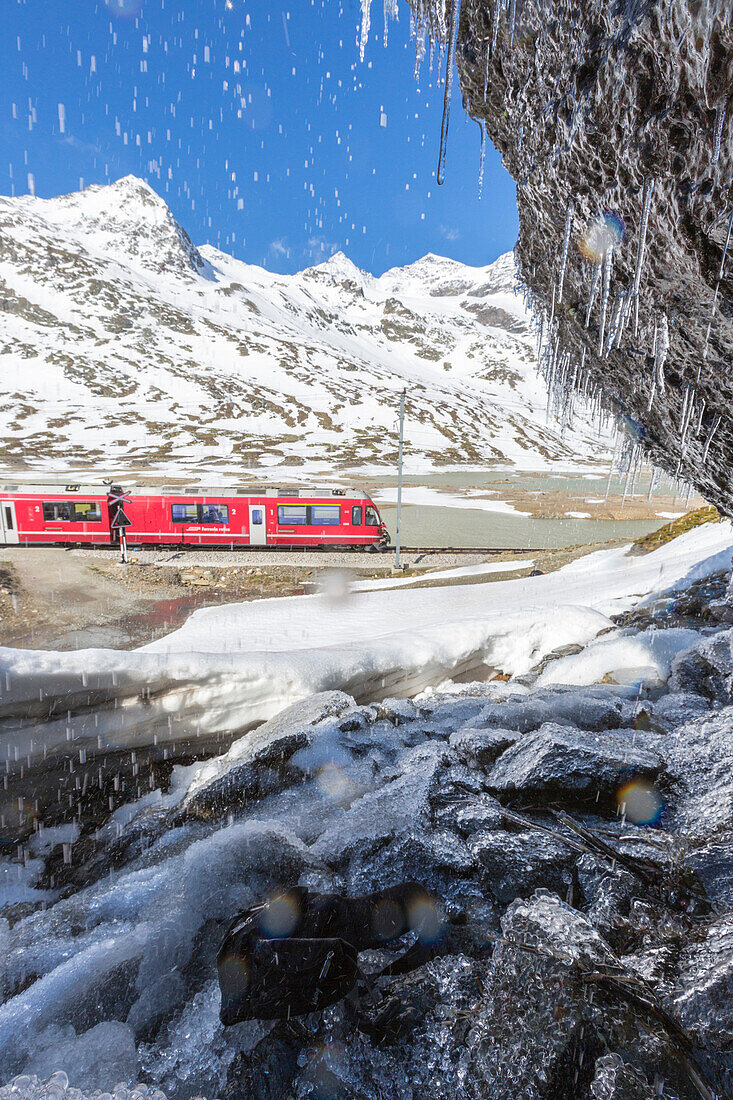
[585,262,601,327]
[359,0,372,62]
[383,0,399,46]
[654,313,669,394]
[713,103,726,165]
[477,120,486,198]
[632,177,654,336]
[701,208,733,366]
[436,0,461,186]
[598,247,613,355]
[557,202,574,304]
[491,0,500,54]
[701,413,722,463]
[483,39,490,100]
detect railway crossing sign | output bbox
[109,490,132,530]
[109,490,132,563]
[111,505,132,528]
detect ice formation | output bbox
[402,0,733,512]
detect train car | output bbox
[0,483,113,545]
[0,483,389,549]
[123,485,389,548]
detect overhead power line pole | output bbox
[395,388,406,570]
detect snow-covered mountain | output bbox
[0,176,609,476]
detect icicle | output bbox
[359,0,372,61]
[604,433,620,503]
[647,466,660,502]
[585,262,601,326]
[383,0,399,46]
[477,120,486,198]
[436,0,461,186]
[679,386,690,433]
[696,398,706,435]
[557,202,574,304]
[548,282,556,329]
[713,103,726,165]
[598,248,613,355]
[537,312,545,361]
[620,461,632,511]
[701,413,722,463]
[509,0,517,46]
[717,208,733,282]
[701,208,733,367]
[654,313,669,394]
[606,291,626,355]
[632,177,654,335]
[491,0,500,54]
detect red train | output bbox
[0,483,390,549]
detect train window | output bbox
[310,505,341,525]
[42,501,102,523]
[171,503,229,524]
[278,505,307,525]
[200,505,229,524]
[351,506,363,525]
[250,508,263,525]
[171,503,199,524]
[365,506,379,526]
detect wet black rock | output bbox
[485,722,663,800]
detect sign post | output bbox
[395,388,406,570]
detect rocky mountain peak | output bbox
[0,175,205,279]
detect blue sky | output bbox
[0,0,519,274]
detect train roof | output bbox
[0,481,368,499]
[126,485,366,498]
[0,482,116,495]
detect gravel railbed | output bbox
[72,547,495,571]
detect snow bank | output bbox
[0,523,730,758]
[536,627,702,687]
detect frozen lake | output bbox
[362,468,698,548]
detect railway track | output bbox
[63,543,558,555]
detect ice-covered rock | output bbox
[176,691,357,821]
[674,913,733,1091]
[651,691,710,729]
[687,837,733,910]
[485,722,663,801]
[669,627,733,702]
[469,830,572,904]
[21,1022,137,1093]
[589,1053,657,1099]
[452,796,504,835]
[663,703,733,836]
[448,726,519,767]
[310,741,451,866]
[474,688,631,733]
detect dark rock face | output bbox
[485,721,663,799]
[418,0,733,511]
